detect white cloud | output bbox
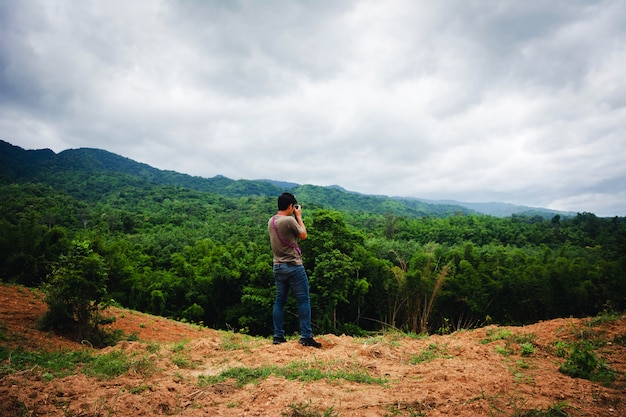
[1,0,624,216]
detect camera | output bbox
[294,205,300,210]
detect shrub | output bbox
[516,401,573,416]
[559,340,615,384]
[39,240,118,347]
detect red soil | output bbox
[0,284,624,416]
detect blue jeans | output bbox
[273,263,312,339]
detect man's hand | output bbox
[293,204,302,218]
[293,204,307,239]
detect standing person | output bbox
[268,192,321,348]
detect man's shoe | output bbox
[273,336,287,345]
[298,337,322,348]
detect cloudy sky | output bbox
[1,1,625,216]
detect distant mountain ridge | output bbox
[409,198,575,218]
[0,140,573,218]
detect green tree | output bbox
[40,240,114,346]
[406,244,450,333]
[311,249,357,332]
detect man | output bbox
[268,192,321,348]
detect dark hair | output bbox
[277,192,298,210]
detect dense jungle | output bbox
[1,140,625,340]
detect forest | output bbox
[1,140,625,340]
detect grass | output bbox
[558,340,616,385]
[0,320,7,341]
[481,329,538,358]
[479,329,541,386]
[366,328,428,344]
[384,400,427,416]
[169,340,198,369]
[282,400,339,417]
[198,359,387,387]
[171,352,193,369]
[482,329,536,345]
[553,313,623,386]
[83,350,156,379]
[129,384,152,394]
[488,393,574,417]
[613,331,626,346]
[520,342,536,356]
[0,344,156,380]
[588,308,620,327]
[494,344,513,356]
[514,402,574,416]
[0,319,28,345]
[219,331,260,351]
[360,334,403,347]
[408,343,451,364]
[0,348,93,378]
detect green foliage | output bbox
[0,348,93,378]
[282,401,339,417]
[588,308,620,326]
[613,332,626,346]
[0,320,7,343]
[384,402,427,417]
[219,332,256,351]
[514,402,573,417]
[2,142,626,338]
[408,343,450,364]
[520,342,536,356]
[0,345,155,380]
[481,328,513,343]
[198,360,387,387]
[201,366,273,386]
[82,350,156,379]
[481,329,537,357]
[552,341,569,357]
[182,303,205,323]
[39,240,118,347]
[487,394,574,417]
[558,340,615,384]
[495,345,515,356]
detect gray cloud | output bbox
[1,0,624,216]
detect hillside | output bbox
[0,140,470,217]
[1,285,624,417]
[1,139,575,218]
[412,198,576,219]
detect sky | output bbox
[1,1,625,217]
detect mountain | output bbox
[412,198,576,218]
[0,140,283,198]
[0,140,474,217]
[0,140,571,218]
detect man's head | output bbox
[277,192,298,210]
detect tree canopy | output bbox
[1,142,624,341]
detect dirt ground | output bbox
[0,284,624,417]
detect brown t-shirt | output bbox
[268,215,304,265]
